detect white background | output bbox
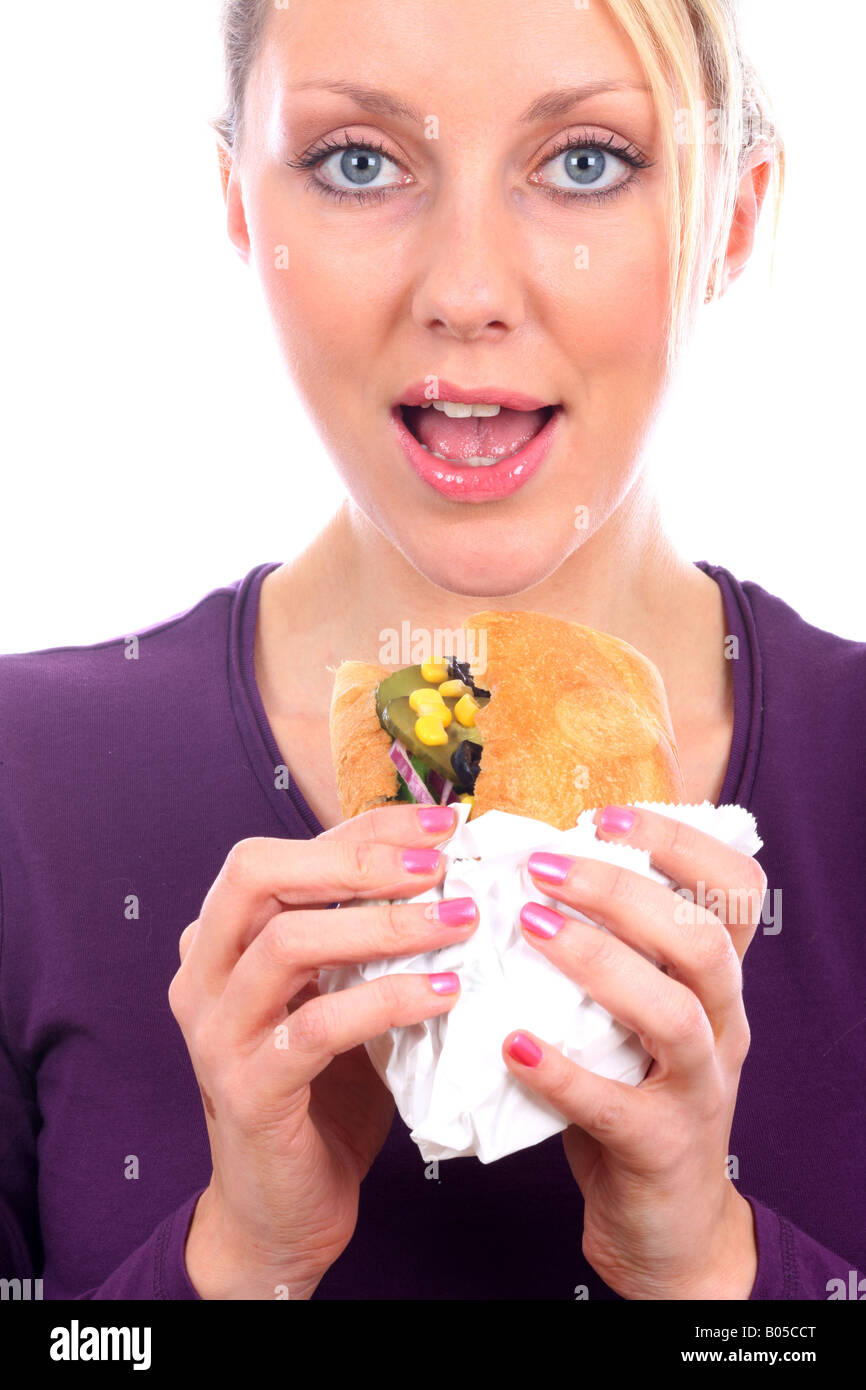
[1,0,862,652]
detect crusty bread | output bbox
[329,661,395,820]
[329,613,684,826]
[464,611,683,826]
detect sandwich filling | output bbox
[375,657,491,806]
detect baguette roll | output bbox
[329,661,396,820]
[329,612,684,827]
[463,611,683,827]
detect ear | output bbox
[217,143,232,200]
[216,142,251,266]
[718,154,774,296]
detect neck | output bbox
[259,474,725,731]
[256,477,733,814]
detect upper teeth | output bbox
[422,400,502,417]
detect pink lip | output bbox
[390,402,563,502]
[397,379,555,412]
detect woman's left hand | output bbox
[503,805,765,1300]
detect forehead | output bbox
[250,0,653,132]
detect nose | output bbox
[409,180,527,343]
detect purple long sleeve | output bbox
[1,560,864,1300]
[75,1192,205,1300]
[0,1002,203,1300]
[745,1197,864,1301]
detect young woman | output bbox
[1,0,863,1301]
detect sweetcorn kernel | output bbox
[415,714,449,746]
[409,687,446,713]
[421,661,449,683]
[438,678,471,699]
[454,694,479,727]
[420,703,451,727]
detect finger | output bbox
[253,968,463,1089]
[592,806,766,960]
[517,899,716,1079]
[220,896,479,1043]
[189,835,447,995]
[178,920,198,964]
[526,854,742,1032]
[318,803,458,845]
[502,1029,649,1160]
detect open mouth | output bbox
[398,401,557,467]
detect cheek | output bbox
[246,173,398,382]
[534,202,671,368]
[533,204,672,471]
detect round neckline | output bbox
[229,558,761,837]
[693,559,762,808]
[229,560,327,837]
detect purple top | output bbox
[0,560,864,1300]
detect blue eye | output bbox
[538,144,629,194]
[287,133,406,202]
[323,144,402,190]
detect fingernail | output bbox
[527,851,573,884]
[429,971,460,994]
[520,901,566,938]
[508,1032,543,1067]
[427,896,477,927]
[402,848,441,874]
[597,805,635,836]
[417,806,455,834]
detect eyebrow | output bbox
[288,78,651,126]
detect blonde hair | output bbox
[213,0,784,370]
[603,0,784,368]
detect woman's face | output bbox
[229,0,675,596]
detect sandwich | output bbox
[329,610,684,830]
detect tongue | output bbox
[404,404,549,462]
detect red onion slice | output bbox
[427,769,445,802]
[425,771,455,805]
[388,740,436,805]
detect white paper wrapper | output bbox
[319,800,762,1165]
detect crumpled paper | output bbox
[319,800,762,1165]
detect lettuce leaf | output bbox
[396,751,434,803]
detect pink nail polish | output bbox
[432,897,477,927]
[402,848,441,874]
[597,805,635,836]
[520,901,566,938]
[527,851,573,884]
[508,1032,543,1067]
[429,971,460,994]
[417,806,455,833]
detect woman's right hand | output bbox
[169,803,475,1300]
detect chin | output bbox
[397,525,575,600]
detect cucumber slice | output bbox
[377,663,487,784]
